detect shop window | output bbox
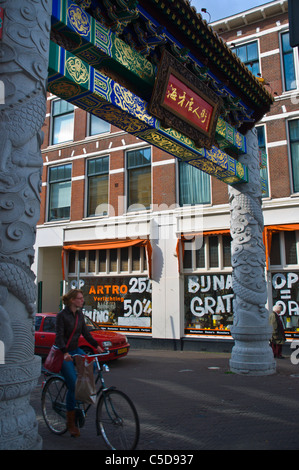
[222,235,231,267]
[68,246,148,276]
[127,147,151,211]
[179,162,211,205]
[51,99,74,145]
[66,246,152,334]
[288,119,299,193]
[209,236,219,268]
[88,250,96,272]
[281,31,296,92]
[89,114,110,136]
[285,231,297,265]
[183,234,231,272]
[68,250,76,273]
[270,232,281,266]
[99,250,107,273]
[79,250,86,273]
[86,156,109,217]
[231,41,260,77]
[183,234,233,336]
[109,249,118,272]
[48,164,72,221]
[121,247,129,272]
[270,231,299,267]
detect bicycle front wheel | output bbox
[96,389,140,450]
[41,376,68,435]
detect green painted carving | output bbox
[48,41,248,184]
[50,0,246,157]
[51,0,155,98]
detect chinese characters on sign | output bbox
[163,73,213,134]
[149,51,222,149]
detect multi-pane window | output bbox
[127,147,151,211]
[231,41,260,76]
[89,114,110,136]
[179,162,211,205]
[288,119,299,193]
[48,164,72,221]
[86,156,109,217]
[281,31,296,92]
[51,99,74,145]
[183,234,232,271]
[68,246,148,275]
[270,231,299,266]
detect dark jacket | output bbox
[55,307,98,353]
[269,311,286,345]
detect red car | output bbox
[35,313,130,361]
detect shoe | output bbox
[66,410,80,437]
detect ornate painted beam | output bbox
[48,41,248,184]
[50,0,247,160]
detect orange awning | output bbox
[263,224,299,270]
[62,239,152,279]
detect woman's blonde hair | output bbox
[62,289,83,306]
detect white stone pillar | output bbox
[229,128,276,375]
[0,0,52,449]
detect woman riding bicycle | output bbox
[55,289,103,437]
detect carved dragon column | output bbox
[0,0,52,449]
[229,128,276,375]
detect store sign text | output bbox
[272,272,299,315]
[188,275,234,317]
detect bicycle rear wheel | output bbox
[96,389,140,450]
[41,376,68,435]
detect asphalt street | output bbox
[30,348,299,452]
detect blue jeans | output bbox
[61,347,85,411]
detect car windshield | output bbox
[84,315,99,331]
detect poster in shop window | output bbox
[69,276,152,333]
[272,271,299,338]
[184,274,234,336]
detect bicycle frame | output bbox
[42,352,140,449]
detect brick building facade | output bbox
[35,0,299,349]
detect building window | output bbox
[183,234,231,271]
[231,41,260,76]
[270,231,299,267]
[281,31,296,92]
[67,246,148,276]
[127,147,151,211]
[183,234,233,336]
[256,126,269,197]
[86,156,109,217]
[89,114,110,136]
[51,99,74,145]
[179,162,211,205]
[288,119,299,193]
[48,164,72,221]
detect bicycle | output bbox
[41,353,140,450]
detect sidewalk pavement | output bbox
[31,348,299,451]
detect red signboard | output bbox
[149,51,222,149]
[163,73,214,134]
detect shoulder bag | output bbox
[44,313,78,373]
